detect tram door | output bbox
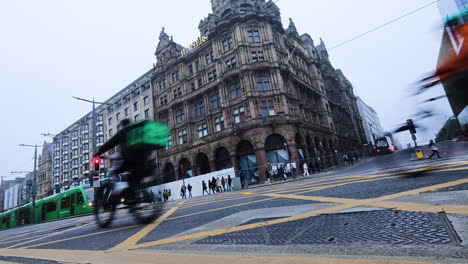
[70,193,76,216]
[41,204,47,221]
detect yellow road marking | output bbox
[368,201,468,215]
[129,202,356,249]
[21,225,139,249]
[1,248,465,264]
[0,217,90,243]
[129,178,468,249]
[167,197,278,221]
[6,222,95,249]
[110,201,185,251]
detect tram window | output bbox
[47,201,57,212]
[77,192,84,204]
[61,197,70,209]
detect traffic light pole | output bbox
[18,144,40,224]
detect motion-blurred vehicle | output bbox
[375,136,395,154]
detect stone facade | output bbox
[152,0,365,184]
[37,142,53,199]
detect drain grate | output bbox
[195,210,459,246]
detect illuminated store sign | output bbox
[181,36,209,56]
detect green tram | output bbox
[0,186,94,230]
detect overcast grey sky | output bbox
[0,0,451,180]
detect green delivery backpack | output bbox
[126,120,170,151]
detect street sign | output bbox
[93,173,100,181]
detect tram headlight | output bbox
[88,202,93,206]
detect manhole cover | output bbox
[194,210,459,246]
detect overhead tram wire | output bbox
[329,0,438,51]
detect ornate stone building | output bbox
[152,0,365,183]
[37,142,53,199]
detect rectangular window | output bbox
[211,91,221,109]
[134,114,140,121]
[96,125,103,132]
[109,129,113,137]
[72,130,78,138]
[175,108,186,123]
[144,109,150,119]
[197,78,203,88]
[191,82,196,91]
[205,51,214,64]
[214,116,225,132]
[108,117,112,126]
[223,37,234,52]
[159,79,166,89]
[166,135,173,149]
[256,76,271,91]
[194,101,205,116]
[173,87,182,99]
[124,108,129,116]
[116,112,121,121]
[160,114,169,124]
[61,197,70,209]
[247,30,261,42]
[233,106,246,124]
[195,60,201,72]
[172,71,180,82]
[178,129,187,144]
[47,201,56,212]
[82,124,89,131]
[251,50,265,62]
[197,123,208,138]
[260,100,275,116]
[229,81,242,100]
[188,64,194,75]
[225,57,237,69]
[160,95,168,106]
[208,70,217,82]
[143,96,149,106]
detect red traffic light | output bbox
[93,157,101,171]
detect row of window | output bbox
[160,76,271,111]
[167,100,275,148]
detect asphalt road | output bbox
[0,141,467,264]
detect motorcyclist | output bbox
[94,118,149,203]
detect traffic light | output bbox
[406,119,417,134]
[93,157,101,172]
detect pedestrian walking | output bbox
[221,177,226,192]
[265,169,272,184]
[181,184,187,199]
[163,189,168,202]
[303,162,309,176]
[227,175,232,191]
[291,167,298,179]
[216,177,222,193]
[149,190,155,204]
[187,183,193,198]
[428,140,442,159]
[202,180,208,195]
[278,166,286,181]
[211,176,218,193]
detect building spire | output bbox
[286,18,299,37]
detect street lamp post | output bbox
[18,144,42,224]
[72,97,111,154]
